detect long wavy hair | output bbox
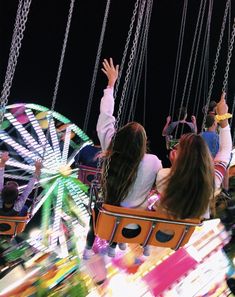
[102,122,147,205]
[159,133,214,219]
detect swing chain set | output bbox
[99,0,148,204]
[201,0,231,130]
[0,0,32,125]
[222,18,235,93]
[29,0,76,222]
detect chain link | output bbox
[101,0,147,203]
[222,18,235,93]
[113,0,140,99]
[0,0,32,124]
[83,0,111,133]
[30,0,76,218]
[175,0,205,139]
[201,0,230,130]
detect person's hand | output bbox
[216,92,228,115]
[101,58,119,88]
[191,115,196,123]
[166,116,171,123]
[0,152,9,167]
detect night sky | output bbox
[0,0,235,167]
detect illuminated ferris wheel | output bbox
[0,103,92,252]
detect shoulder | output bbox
[158,168,171,179]
[142,154,162,170]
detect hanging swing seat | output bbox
[78,164,101,186]
[0,215,29,237]
[93,204,202,250]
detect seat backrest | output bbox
[0,215,29,236]
[78,164,101,186]
[94,204,202,250]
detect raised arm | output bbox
[14,159,42,212]
[96,58,119,151]
[191,115,198,134]
[213,93,232,189]
[162,116,171,137]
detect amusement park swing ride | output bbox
[0,0,235,296]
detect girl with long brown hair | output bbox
[83,58,162,259]
[155,93,232,220]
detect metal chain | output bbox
[128,0,153,123]
[201,0,230,130]
[222,18,235,93]
[184,0,207,112]
[30,0,76,218]
[115,0,146,129]
[101,0,146,203]
[169,0,188,118]
[0,0,32,124]
[193,0,213,117]
[113,0,140,99]
[175,0,205,139]
[83,0,111,133]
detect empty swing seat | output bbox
[78,165,101,186]
[0,215,29,237]
[94,204,202,250]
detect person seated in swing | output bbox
[75,132,101,168]
[202,100,217,116]
[0,152,42,216]
[76,131,102,186]
[201,104,231,198]
[162,106,197,150]
[83,58,162,260]
[151,93,232,232]
[201,114,219,159]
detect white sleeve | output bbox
[96,87,116,151]
[214,125,232,189]
[214,125,232,164]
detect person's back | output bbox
[97,59,162,209]
[83,58,162,259]
[155,93,232,220]
[76,145,101,168]
[162,107,197,138]
[169,121,195,140]
[76,130,101,168]
[201,114,219,158]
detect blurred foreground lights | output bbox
[108,273,151,296]
[29,228,41,239]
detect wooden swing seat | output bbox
[0,215,29,237]
[78,164,101,186]
[94,204,202,250]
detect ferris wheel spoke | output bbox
[4,112,45,156]
[25,109,49,145]
[0,131,38,164]
[25,109,57,160]
[61,126,72,165]
[7,159,36,171]
[50,181,64,249]
[66,141,91,167]
[48,119,62,162]
[3,173,31,181]
[32,179,59,216]
[70,123,90,143]
[65,179,89,217]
